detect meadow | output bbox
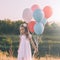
[0,20,60,60]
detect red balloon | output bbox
[28,21,36,33]
[31,4,39,12]
[43,6,52,19]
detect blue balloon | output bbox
[34,23,44,35]
[41,18,47,25]
[33,9,43,22]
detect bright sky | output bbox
[0,0,60,23]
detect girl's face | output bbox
[20,26,25,34]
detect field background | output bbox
[0,20,60,60]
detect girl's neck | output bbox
[21,33,25,35]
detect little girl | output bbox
[17,23,38,60]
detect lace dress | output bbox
[17,34,32,60]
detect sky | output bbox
[0,0,60,23]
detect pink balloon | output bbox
[22,8,32,23]
[31,4,39,12]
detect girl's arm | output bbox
[18,36,21,47]
[30,38,36,49]
[29,37,38,52]
[18,36,21,52]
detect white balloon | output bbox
[22,8,32,23]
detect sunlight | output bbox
[51,1,60,23]
[47,0,60,26]
[53,8,60,22]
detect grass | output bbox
[0,51,60,60]
[0,51,16,60]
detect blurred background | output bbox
[0,20,60,60]
[0,0,60,60]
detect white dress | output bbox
[17,34,32,60]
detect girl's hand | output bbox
[34,47,38,53]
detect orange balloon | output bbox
[28,21,36,33]
[43,6,52,19]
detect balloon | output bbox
[34,23,44,35]
[28,21,36,33]
[31,4,39,12]
[22,8,32,23]
[43,6,52,19]
[41,18,47,25]
[33,9,44,22]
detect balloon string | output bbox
[33,34,39,49]
[35,37,38,48]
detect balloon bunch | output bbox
[22,4,52,35]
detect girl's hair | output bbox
[20,23,29,38]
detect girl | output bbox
[17,23,38,60]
